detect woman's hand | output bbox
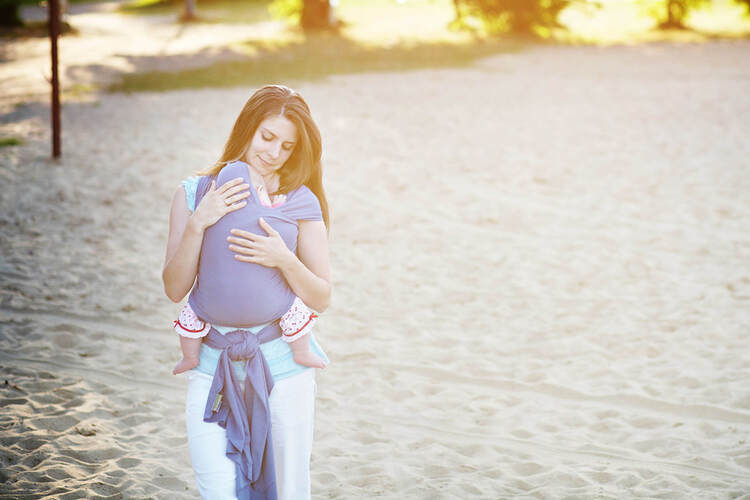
[191,178,250,231]
[228,217,294,269]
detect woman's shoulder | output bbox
[284,184,322,220]
[287,184,319,204]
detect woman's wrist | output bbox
[186,213,207,234]
[277,248,299,273]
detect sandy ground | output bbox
[1,6,750,499]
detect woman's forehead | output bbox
[259,114,297,142]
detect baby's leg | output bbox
[173,336,202,375]
[173,303,208,375]
[289,333,326,369]
[281,296,326,368]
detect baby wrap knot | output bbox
[202,325,281,500]
[223,329,261,361]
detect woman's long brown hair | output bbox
[199,85,330,230]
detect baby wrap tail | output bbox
[202,325,282,500]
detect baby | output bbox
[172,162,327,374]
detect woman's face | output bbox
[245,114,298,177]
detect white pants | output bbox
[185,369,316,500]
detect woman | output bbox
[162,85,331,500]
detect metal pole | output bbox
[48,0,61,158]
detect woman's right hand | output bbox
[191,177,250,231]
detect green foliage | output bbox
[119,0,171,11]
[459,0,571,34]
[268,0,301,24]
[0,137,23,147]
[119,0,272,21]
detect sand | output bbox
[1,10,750,499]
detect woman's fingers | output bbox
[229,228,258,240]
[258,217,279,236]
[225,201,247,213]
[228,244,254,255]
[217,177,245,194]
[224,191,250,205]
[234,255,257,263]
[227,235,255,248]
[222,183,250,198]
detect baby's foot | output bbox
[173,356,199,375]
[293,351,327,369]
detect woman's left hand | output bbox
[227,217,294,269]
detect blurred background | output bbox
[1,0,750,104]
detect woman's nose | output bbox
[269,140,284,159]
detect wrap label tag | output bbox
[212,394,223,412]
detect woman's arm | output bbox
[279,219,331,313]
[162,179,250,302]
[162,186,203,302]
[228,218,331,312]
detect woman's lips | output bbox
[258,156,274,168]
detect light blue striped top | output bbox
[181,176,329,382]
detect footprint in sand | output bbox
[16,437,46,452]
[512,461,546,477]
[29,415,79,433]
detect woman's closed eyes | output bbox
[261,132,295,151]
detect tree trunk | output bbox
[48,0,61,158]
[301,0,330,30]
[662,0,686,29]
[180,0,197,21]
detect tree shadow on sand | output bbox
[106,33,528,93]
